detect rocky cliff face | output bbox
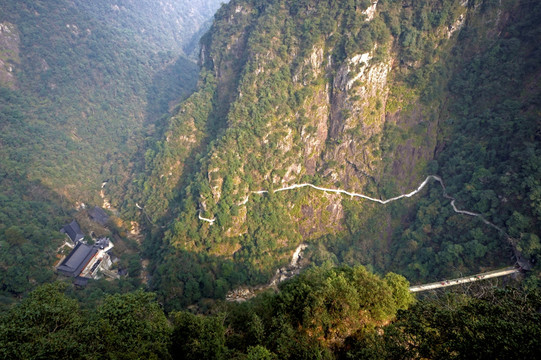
[141,0,487,280]
[0,22,19,89]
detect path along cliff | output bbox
[218,174,528,301]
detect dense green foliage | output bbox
[0,283,171,360]
[0,0,204,201]
[2,270,539,359]
[349,288,541,359]
[0,0,223,304]
[133,0,541,310]
[389,0,541,283]
[1,0,540,357]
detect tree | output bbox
[92,290,171,360]
[518,233,541,258]
[273,266,413,348]
[356,289,541,359]
[246,345,276,360]
[384,272,416,312]
[169,311,227,360]
[4,226,26,247]
[0,282,85,359]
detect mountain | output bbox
[135,0,541,309]
[0,0,540,358]
[0,0,224,303]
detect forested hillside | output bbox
[1,0,540,358]
[132,0,541,310]
[0,0,224,305]
[1,270,539,359]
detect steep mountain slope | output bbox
[0,0,224,303]
[138,0,541,309]
[389,0,541,282]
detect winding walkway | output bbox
[201,174,525,272]
[199,175,503,233]
[409,266,520,292]
[136,175,523,300]
[226,246,521,301]
[198,212,217,224]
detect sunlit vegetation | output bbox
[1,269,539,359]
[0,0,540,358]
[133,0,540,311]
[0,0,223,304]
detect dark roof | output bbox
[73,276,89,287]
[57,243,98,277]
[517,254,533,271]
[60,220,84,243]
[513,248,533,271]
[88,206,109,226]
[118,268,128,276]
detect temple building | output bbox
[60,220,85,243]
[56,237,114,280]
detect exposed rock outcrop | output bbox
[0,22,20,89]
[149,0,487,276]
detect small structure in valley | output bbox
[60,220,85,243]
[56,242,98,277]
[516,252,533,271]
[88,206,109,226]
[57,207,121,285]
[56,237,114,280]
[56,215,116,284]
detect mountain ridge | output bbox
[135,0,540,309]
[0,0,225,303]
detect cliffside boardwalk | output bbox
[198,174,529,267]
[409,267,520,292]
[200,175,503,232]
[211,175,527,301]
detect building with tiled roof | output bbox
[88,206,109,226]
[56,242,98,277]
[60,220,85,243]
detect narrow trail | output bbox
[200,175,506,236]
[216,175,524,301]
[134,175,525,301]
[409,266,520,292]
[198,211,216,224]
